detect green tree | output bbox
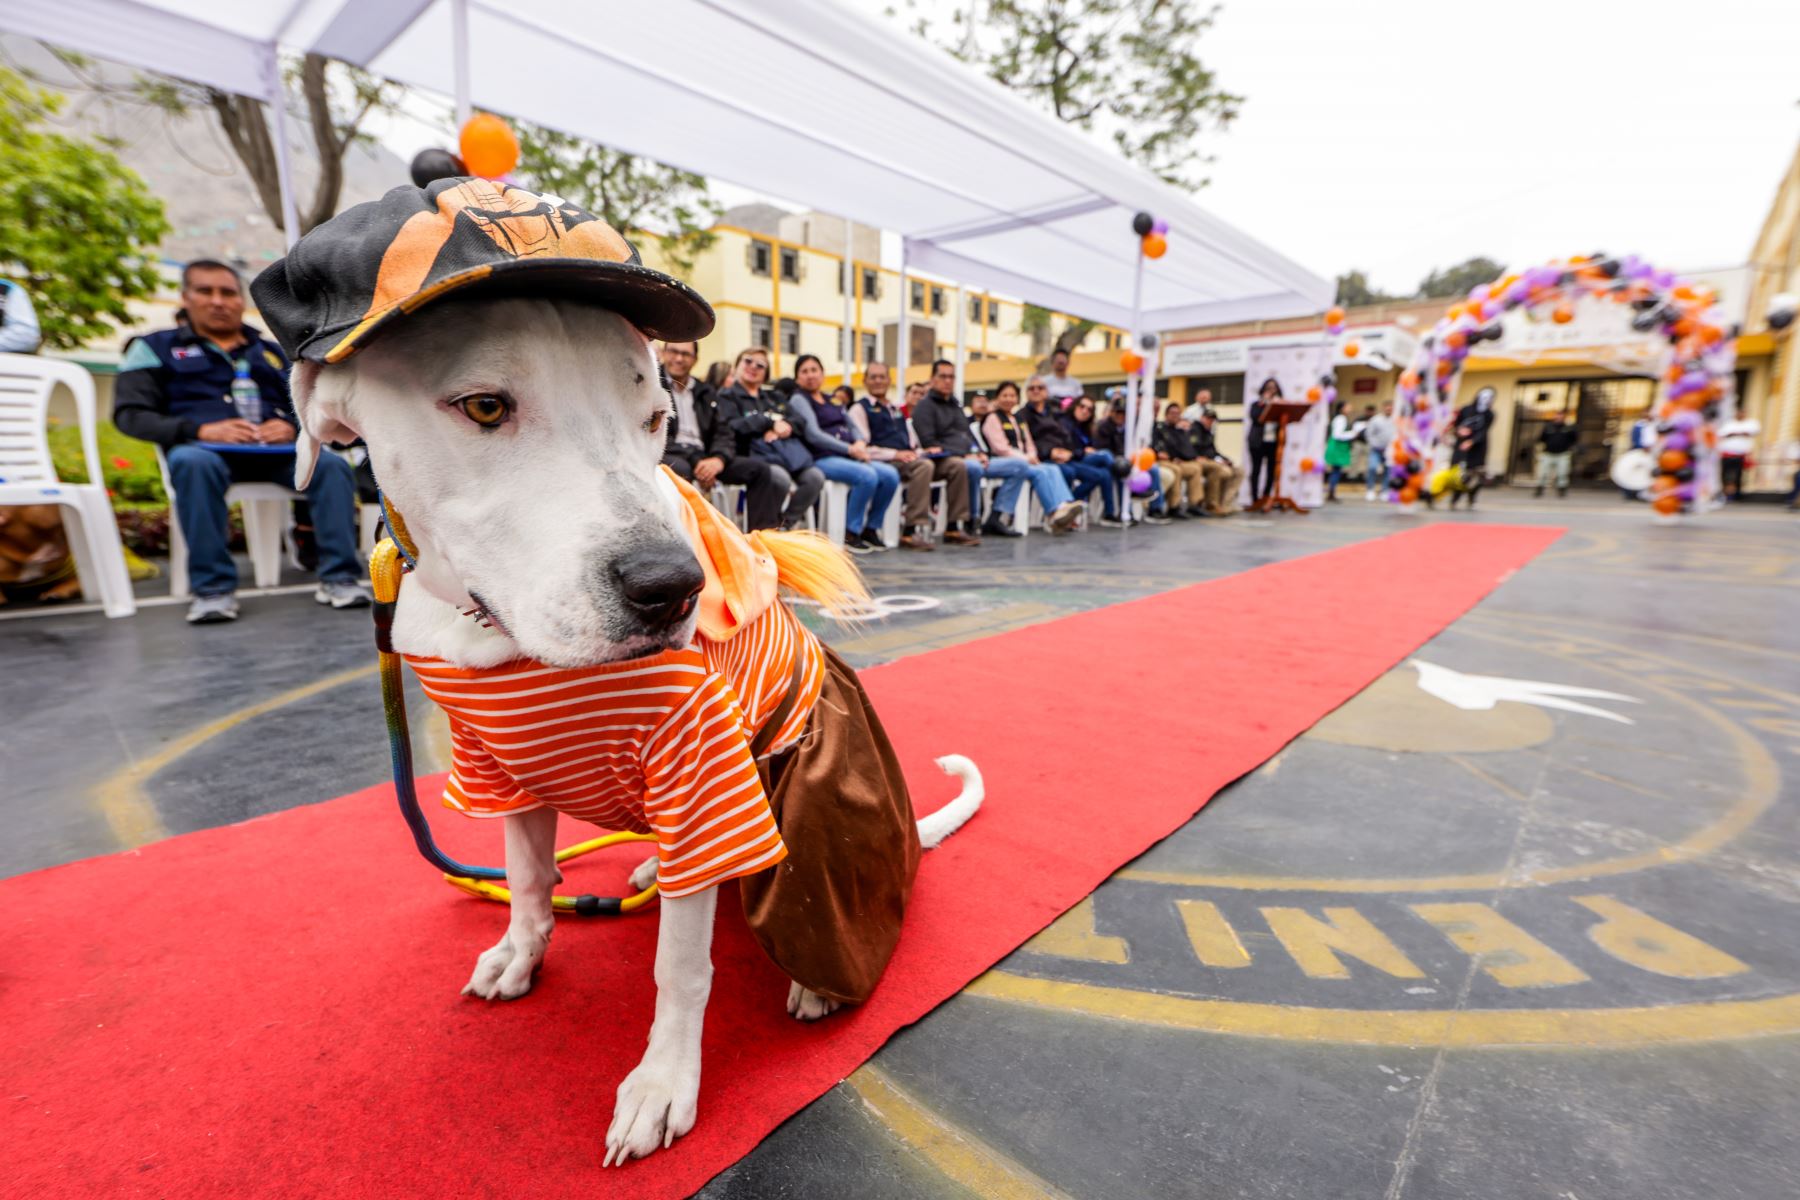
[39,46,405,237]
[512,120,721,279]
[1416,256,1506,300]
[896,0,1243,190]
[0,68,168,350]
[1334,270,1402,308]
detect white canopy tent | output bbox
[6,0,1331,466]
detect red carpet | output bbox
[3,523,1558,1198]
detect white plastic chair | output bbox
[979,475,1032,538]
[0,354,136,617]
[155,447,293,598]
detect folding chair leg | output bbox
[63,494,138,617]
[168,508,191,600]
[243,498,286,589]
[822,481,847,543]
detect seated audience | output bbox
[849,360,938,551]
[1022,376,1108,517]
[1097,391,1171,522]
[1153,403,1209,518]
[982,381,1084,533]
[112,259,366,624]
[1191,407,1245,515]
[1061,395,1123,527]
[908,359,984,545]
[660,339,784,530]
[715,346,823,530]
[787,356,899,553]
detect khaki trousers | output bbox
[896,458,937,526]
[929,456,971,525]
[1202,460,1244,511]
[1160,459,1206,509]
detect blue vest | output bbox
[136,326,294,430]
[857,398,910,451]
[813,396,852,443]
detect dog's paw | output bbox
[460,929,547,1001]
[629,853,659,893]
[603,1052,700,1166]
[786,980,843,1022]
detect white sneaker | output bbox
[186,592,240,624]
[315,580,372,609]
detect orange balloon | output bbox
[460,113,519,179]
[1119,351,1143,373]
[1325,306,1346,326]
[1672,284,1695,301]
[1306,385,1323,402]
[1134,447,1156,472]
[1299,458,1316,472]
[1652,495,1682,515]
[1141,233,1168,259]
[1343,340,1361,358]
[1658,449,1690,472]
[1446,304,1466,322]
[1552,304,1574,324]
[1400,370,1420,389]
[1401,484,1420,503]
[1444,331,1468,351]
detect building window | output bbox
[748,239,772,277]
[779,318,800,356]
[968,295,982,323]
[749,312,773,350]
[910,280,925,312]
[861,268,879,300]
[779,247,800,283]
[860,332,877,364]
[930,286,945,315]
[986,301,999,328]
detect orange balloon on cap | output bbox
[460,113,519,179]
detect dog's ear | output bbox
[289,360,361,489]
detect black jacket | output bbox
[1191,422,1230,464]
[663,379,733,461]
[1155,421,1200,461]
[1538,423,1579,454]
[1023,402,1074,459]
[716,382,813,472]
[114,324,295,448]
[911,389,976,456]
[1096,416,1127,456]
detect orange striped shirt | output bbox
[408,601,823,899]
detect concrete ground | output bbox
[4,489,1797,1199]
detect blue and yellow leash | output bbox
[368,502,657,916]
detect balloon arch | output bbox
[1353,255,1739,516]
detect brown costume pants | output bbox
[740,645,921,1005]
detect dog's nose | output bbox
[612,545,705,628]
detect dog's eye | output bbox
[643,410,665,434]
[452,393,512,429]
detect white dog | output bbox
[290,296,980,1165]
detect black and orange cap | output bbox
[250,177,714,364]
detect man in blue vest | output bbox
[114,260,366,623]
[847,360,945,550]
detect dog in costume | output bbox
[250,178,982,1166]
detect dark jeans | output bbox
[1249,444,1275,501]
[1722,454,1746,497]
[662,449,784,530]
[1058,459,1114,517]
[166,443,360,596]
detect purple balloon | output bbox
[1504,281,1530,304]
[1675,483,1697,502]
[1468,284,1491,304]
[1654,269,1675,289]
[1151,219,1170,236]
[1671,409,1703,431]
[1664,432,1691,452]
[1128,469,1153,495]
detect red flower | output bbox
[111,456,133,470]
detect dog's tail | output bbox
[753,528,871,618]
[917,755,984,849]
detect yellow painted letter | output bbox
[1177,900,1252,969]
[1411,902,1588,987]
[1574,895,1748,979]
[1260,907,1425,980]
[1027,897,1129,965]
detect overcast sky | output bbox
[1180,0,1800,290]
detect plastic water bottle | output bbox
[231,357,263,425]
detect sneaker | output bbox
[1364,489,1376,501]
[186,592,240,624]
[315,580,372,609]
[843,530,873,555]
[1098,515,1125,528]
[1143,511,1172,525]
[980,518,1023,538]
[1167,507,1190,520]
[1048,501,1083,533]
[860,528,890,551]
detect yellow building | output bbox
[639,205,1123,385]
[1744,140,1800,494]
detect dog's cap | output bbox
[250,177,714,364]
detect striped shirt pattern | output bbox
[409,602,824,899]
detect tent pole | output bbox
[452,0,472,128]
[842,215,854,385]
[1121,243,1146,525]
[954,284,966,402]
[897,240,910,388]
[263,45,300,249]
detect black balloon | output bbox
[1770,308,1797,331]
[1630,310,1662,332]
[411,147,466,188]
[1132,211,1155,236]
[1139,333,1158,351]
